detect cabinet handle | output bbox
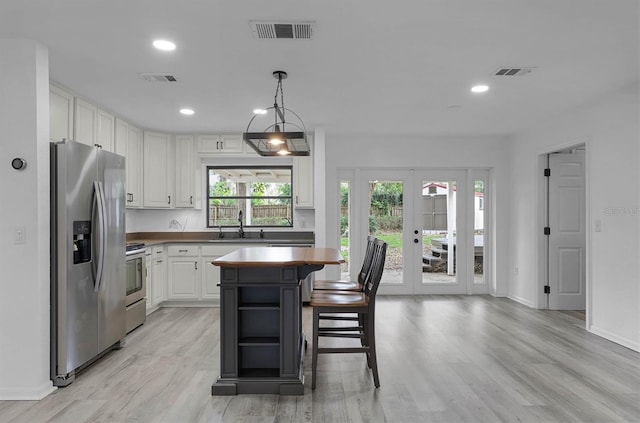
[178,249,188,253]
[194,261,198,270]
[190,195,193,205]
[156,260,163,263]
[156,251,162,254]
[296,195,299,204]
[216,141,220,150]
[168,195,171,204]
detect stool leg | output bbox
[360,313,371,368]
[312,307,320,390]
[368,309,380,388]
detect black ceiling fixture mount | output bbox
[243,71,310,156]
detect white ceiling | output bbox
[1,0,638,137]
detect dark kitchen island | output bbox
[210,246,343,395]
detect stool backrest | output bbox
[363,238,387,300]
[357,236,377,285]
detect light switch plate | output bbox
[14,226,26,244]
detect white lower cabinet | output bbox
[152,247,166,305]
[163,243,268,302]
[167,245,201,299]
[201,244,244,300]
[145,246,166,314]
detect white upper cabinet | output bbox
[49,84,74,142]
[293,156,314,208]
[197,134,244,154]
[74,98,98,147]
[96,108,115,152]
[143,131,174,208]
[115,118,143,208]
[175,135,196,208]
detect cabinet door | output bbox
[167,257,200,299]
[50,85,74,142]
[74,98,98,146]
[126,124,143,207]
[175,135,195,208]
[219,134,244,153]
[143,131,173,208]
[201,255,221,299]
[152,249,166,305]
[293,155,314,208]
[145,250,153,312]
[97,109,115,152]
[197,135,220,153]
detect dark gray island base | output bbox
[211,247,343,395]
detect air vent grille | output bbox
[250,21,314,39]
[493,67,535,76]
[139,73,177,82]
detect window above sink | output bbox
[206,166,293,228]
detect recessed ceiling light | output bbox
[153,39,176,51]
[471,84,490,93]
[253,108,268,115]
[180,108,194,115]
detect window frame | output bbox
[206,165,294,228]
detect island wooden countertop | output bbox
[212,246,344,268]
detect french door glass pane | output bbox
[474,179,485,284]
[340,181,350,280]
[421,180,457,284]
[369,180,404,285]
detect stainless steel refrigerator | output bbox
[50,139,126,387]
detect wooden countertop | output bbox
[213,247,344,268]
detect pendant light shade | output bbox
[243,71,310,156]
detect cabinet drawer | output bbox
[152,246,165,256]
[167,245,199,256]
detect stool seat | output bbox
[313,279,361,291]
[310,291,368,307]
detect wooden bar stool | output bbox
[310,238,387,389]
[312,235,375,292]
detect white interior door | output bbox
[548,152,586,310]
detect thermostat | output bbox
[11,158,27,170]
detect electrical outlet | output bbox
[14,226,26,244]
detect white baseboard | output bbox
[0,381,56,400]
[507,294,535,308]
[589,325,640,352]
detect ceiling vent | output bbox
[250,21,314,39]
[493,67,536,76]
[138,73,177,82]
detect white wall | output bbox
[323,134,511,295]
[0,39,55,399]
[508,82,639,351]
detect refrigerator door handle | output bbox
[92,181,107,292]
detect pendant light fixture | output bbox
[243,71,310,156]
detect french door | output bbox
[353,169,489,295]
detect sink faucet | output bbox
[238,210,244,238]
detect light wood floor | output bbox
[1,296,639,422]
